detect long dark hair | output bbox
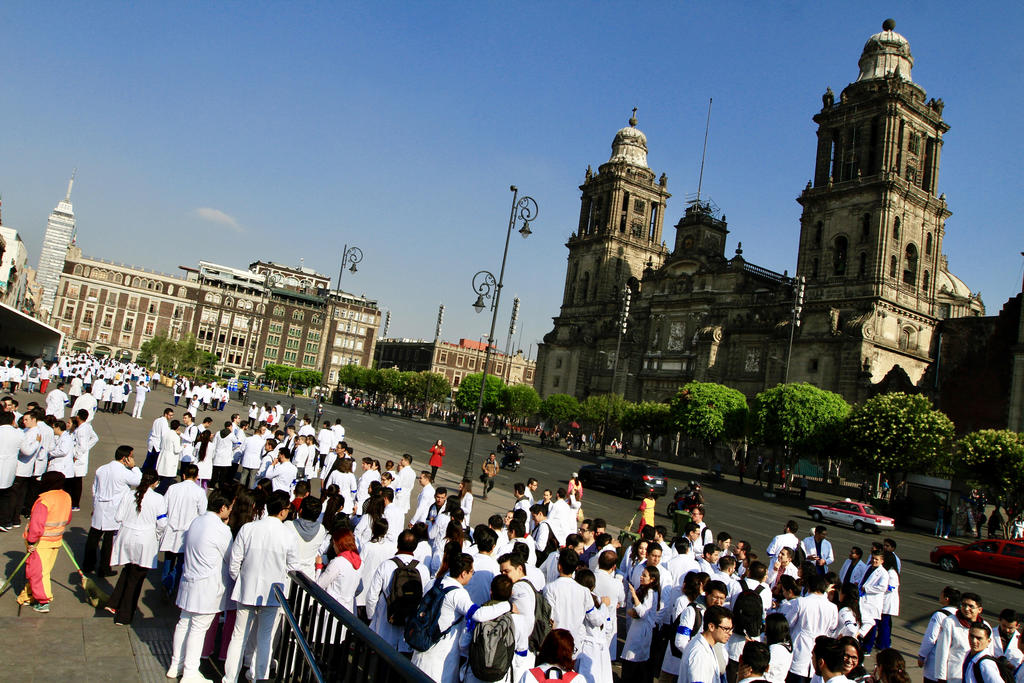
[636,564,662,605]
[196,429,212,462]
[229,488,257,536]
[765,612,792,651]
[135,471,159,512]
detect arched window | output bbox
[893,217,900,242]
[922,270,930,291]
[814,221,823,247]
[890,255,898,278]
[898,327,914,351]
[861,213,871,241]
[903,244,918,285]
[166,285,174,296]
[73,264,83,275]
[858,252,867,278]
[155,283,163,293]
[925,232,933,255]
[133,277,141,288]
[833,236,848,276]
[114,274,123,284]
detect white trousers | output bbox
[222,604,278,683]
[132,397,146,418]
[169,610,216,678]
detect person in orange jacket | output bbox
[17,471,72,613]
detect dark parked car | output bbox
[930,538,1024,586]
[577,460,668,499]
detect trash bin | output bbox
[617,529,639,556]
[673,509,692,535]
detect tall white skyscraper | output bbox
[36,173,77,317]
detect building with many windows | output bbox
[375,337,536,390]
[323,290,381,384]
[51,245,196,359]
[35,175,77,318]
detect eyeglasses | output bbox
[843,654,859,660]
[716,625,734,633]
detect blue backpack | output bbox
[405,582,462,652]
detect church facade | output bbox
[535,21,984,406]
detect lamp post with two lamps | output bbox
[462,186,538,481]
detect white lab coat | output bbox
[882,567,900,616]
[547,498,573,545]
[266,460,297,493]
[410,576,492,683]
[788,592,838,677]
[994,628,1024,665]
[240,434,265,470]
[395,465,416,513]
[159,480,207,553]
[622,588,660,662]
[229,516,301,607]
[211,431,235,467]
[857,564,888,625]
[410,483,435,525]
[355,470,381,511]
[800,536,835,570]
[47,431,75,477]
[0,425,24,488]
[73,421,98,477]
[148,416,168,453]
[679,631,722,683]
[965,650,1004,683]
[919,606,957,680]
[45,389,69,418]
[17,426,44,478]
[317,553,360,631]
[935,615,994,683]
[325,470,358,515]
[837,558,867,587]
[365,554,431,652]
[157,430,183,478]
[766,532,799,561]
[111,488,167,568]
[91,461,143,530]
[176,511,233,614]
[356,539,397,607]
[543,576,596,652]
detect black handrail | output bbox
[271,570,433,683]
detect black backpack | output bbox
[405,582,461,652]
[667,603,703,658]
[518,579,552,652]
[468,605,516,681]
[973,655,1016,683]
[534,523,558,566]
[385,557,422,626]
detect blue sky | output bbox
[3,2,1022,356]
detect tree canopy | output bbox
[540,393,579,427]
[844,392,954,477]
[137,333,216,376]
[263,363,322,388]
[670,381,748,444]
[500,384,541,421]
[752,383,850,457]
[956,430,1024,506]
[454,372,505,413]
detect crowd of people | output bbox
[1,353,1022,683]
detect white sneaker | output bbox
[166,664,181,678]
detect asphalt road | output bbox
[254,391,1023,673]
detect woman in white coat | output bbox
[167,490,233,681]
[107,472,167,624]
[355,519,396,611]
[70,408,98,509]
[877,552,900,650]
[316,527,361,640]
[620,565,662,678]
[193,430,214,488]
[573,569,612,683]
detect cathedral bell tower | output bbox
[793,19,954,393]
[535,111,670,398]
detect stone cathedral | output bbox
[535,20,984,405]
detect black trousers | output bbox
[0,486,16,528]
[7,476,31,526]
[108,563,149,624]
[213,465,237,489]
[84,528,116,573]
[63,476,84,508]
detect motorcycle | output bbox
[500,443,523,471]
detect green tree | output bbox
[418,372,452,403]
[500,384,541,423]
[336,364,370,390]
[578,393,629,447]
[752,383,850,458]
[454,372,505,413]
[956,430,1024,512]
[845,392,955,479]
[540,393,580,428]
[622,400,673,454]
[375,367,403,401]
[670,381,748,445]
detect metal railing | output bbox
[271,571,432,683]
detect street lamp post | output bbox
[601,284,631,455]
[784,276,806,383]
[463,186,538,481]
[336,244,363,291]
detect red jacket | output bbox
[428,445,445,467]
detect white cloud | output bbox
[193,207,242,233]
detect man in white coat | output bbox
[156,419,183,494]
[766,520,800,564]
[919,586,960,683]
[934,593,989,683]
[239,424,267,489]
[131,380,149,419]
[85,445,142,575]
[45,382,69,419]
[168,490,233,682]
[365,530,431,653]
[394,453,417,516]
[858,550,890,649]
[159,463,208,595]
[145,407,174,471]
[224,491,301,683]
[0,411,29,530]
[964,622,1005,683]
[800,526,835,575]
[70,408,98,511]
[542,549,596,651]
[837,546,867,593]
[409,471,436,525]
[787,575,839,683]
[679,605,733,683]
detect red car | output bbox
[931,539,1024,586]
[806,499,895,533]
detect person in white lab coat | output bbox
[766,520,800,564]
[316,527,362,642]
[678,605,733,683]
[410,471,436,525]
[992,609,1023,665]
[159,464,207,596]
[238,424,267,489]
[876,552,901,651]
[800,526,835,575]
[809,638,851,683]
[45,382,70,419]
[265,448,297,495]
[131,379,149,418]
[837,546,867,594]
[144,407,174,471]
[323,455,358,516]
[223,490,302,683]
[0,411,29,530]
[394,453,416,516]
[69,408,98,510]
[787,574,839,683]
[84,445,142,575]
[355,457,381,513]
[934,593,988,683]
[918,586,960,683]
[859,550,890,654]
[107,472,167,624]
[543,549,596,654]
[156,419,183,494]
[210,423,237,488]
[365,530,431,653]
[963,622,1005,683]
[620,564,663,678]
[167,490,233,682]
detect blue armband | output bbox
[586,607,595,614]
[157,514,167,520]
[677,626,692,636]
[515,649,529,657]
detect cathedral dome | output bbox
[857,19,914,83]
[608,110,649,168]
[937,266,972,299]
